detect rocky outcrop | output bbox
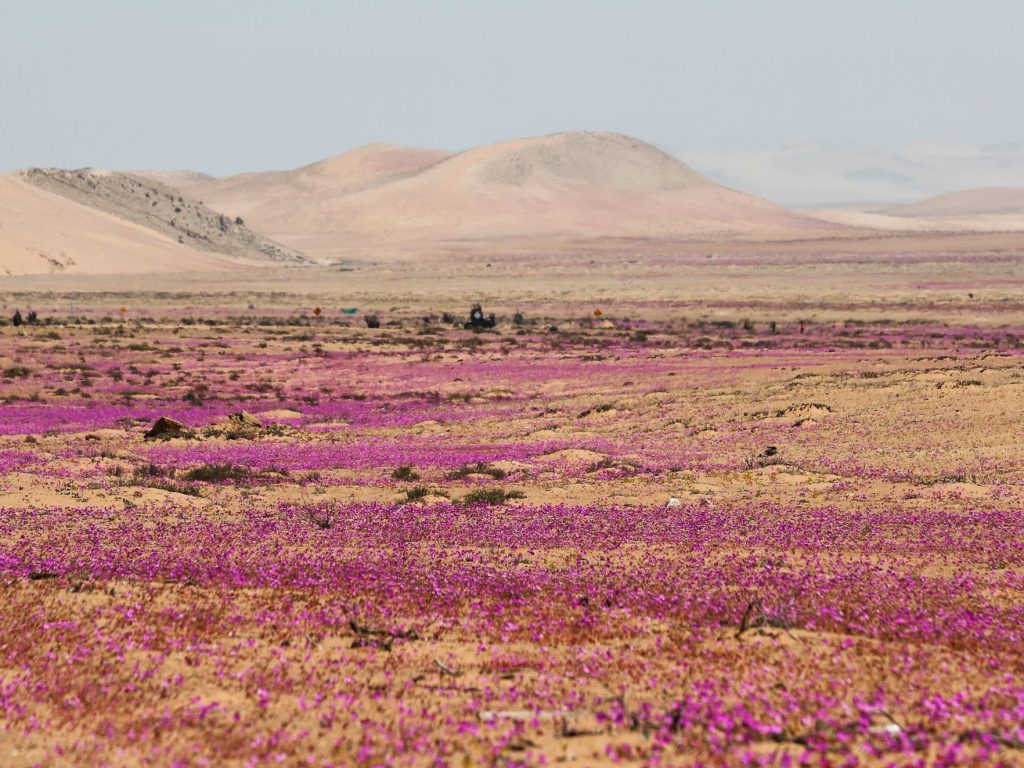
[20,168,310,265]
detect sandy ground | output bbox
[0,275,1022,765]
[1,164,1023,763]
[2,229,1024,326]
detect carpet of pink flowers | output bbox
[1,311,1023,767]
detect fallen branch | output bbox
[956,729,1024,751]
[349,618,419,640]
[559,717,601,738]
[348,618,419,650]
[479,709,573,722]
[433,658,461,677]
[735,597,802,641]
[735,599,762,639]
[418,683,481,693]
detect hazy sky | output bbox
[2,0,1022,175]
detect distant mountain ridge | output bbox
[680,142,1024,207]
[879,187,1024,218]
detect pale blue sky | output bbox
[1,0,1021,175]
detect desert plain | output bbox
[1,133,1024,767]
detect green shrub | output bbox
[446,462,506,481]
[405,486,430,502]
[462,488,525,505]
[182,462,251,483]
[392,465,421,481]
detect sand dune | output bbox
[805,186,1024,234]
[806,208,954,232]
[880,187,1024,218]
[174,144,452,225]
[182,132,842,261]
[0,174,249,275]
[809,208,1024,233]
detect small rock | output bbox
[666,497,682,507]
[868,722,902,735]
[144,417,186,439]
[228,411,262,428]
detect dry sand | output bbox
[1,312,1023,766]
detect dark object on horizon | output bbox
[464,304,495,329]
[27,311,37,324]
[12,310,23,327]
[762,446,778,458]
[770,321,777,334]
[364,315,381,329]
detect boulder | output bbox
[144,417,187,439]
